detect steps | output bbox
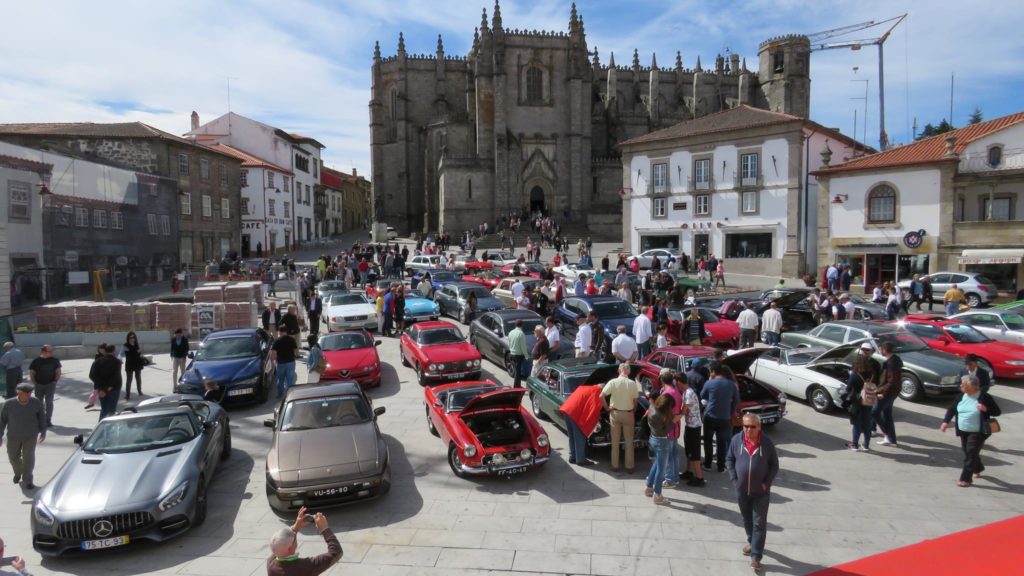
[472,224,623,250]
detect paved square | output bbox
[3,337,1022,575]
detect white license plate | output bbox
[446,372,466,378]
[497,465,530,477]
[312,486,350,498]
[228,387,254,397]
[81,536,129,550]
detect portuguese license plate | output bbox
[81,536,129,550]
[447,372,466,378]
[312,485,350,498]
[228,387,254,397]
[496,465,529,477]
[760,415,779,425]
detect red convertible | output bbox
[318,330,382,388]
[400,321,483,386]
[424,381,550,477]
[667,306,740,348]
[895,316,1024,379]
[462,270,507,290]
[635,345,719,391]
[500,261,546,278]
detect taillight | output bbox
[978,285,989,292]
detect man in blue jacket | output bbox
[726,413,779,574]
[700,361,739,473]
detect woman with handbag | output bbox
[305,335,325,384]
[846,343,880,452]
[123,332,145,400]
[940,374,1002,487]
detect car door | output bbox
[401,326,419,365]
[927,273,951,297]
[477,314,500,361]
[535,366,562,420]
[815,324,848,347]
[751,347,792,393]
[558,299,582,337]
[436,286,453,316]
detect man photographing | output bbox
[266,506,342,576]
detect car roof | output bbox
[488,309,544,321]
[109,405,195,422]
[649,345,719,355]
[545,356,609,370]
[284,381,363,401]
[203,328,262,340]
[501,276,539,282]
[826,320,887,332]
[570,295,626,304]
[901,314,954,325]
[412,320,460,330]
[446,282,486,289]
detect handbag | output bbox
[860,380,878,407]
[987,418,1001,434]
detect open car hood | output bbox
[769,290,813,309]
[460,388,527,414]
[807,343,860,366]
[722,348,769,374]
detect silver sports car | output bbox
[31,395,230,556]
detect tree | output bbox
[917,119,954,140]
[968,107,984,124]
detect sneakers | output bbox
[680,471,694,481]
[687,477,707,488]
[644,486,654,497]
[653,495,669,505]
[742,544,752,556]
[751,559,764,573]
[847,443,860,451]
[860,446,871,452]
[879,438,891,445]
[662,480,677,488]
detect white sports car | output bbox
[553,262,596,281]
[750,345,854,413]
[632,248,679,269]
[324,293,378,332]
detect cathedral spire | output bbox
[373,40,381,62]
[570,2,578,27]
[609,51,615,68]
[436,34,444,54]
[651,52,658,70]
[742,57,748,73]
[397,32,405,54]
[480,7,489,32]
[592,46,600,67]
[695,55,702,72]
[492,0,502,31]
[473,27,479,49]
[632,48,640,70]
[675,51,682,71]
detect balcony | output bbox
[646,178,672,196]
[688,177,713,193]
[735,171,762,189]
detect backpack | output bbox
[314,349,327,373]
[860,379,878,407]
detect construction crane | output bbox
[806,14,907,150]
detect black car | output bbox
[468,309,546,376]
[718,290,817,335]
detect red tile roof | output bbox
[201,142,292,174]
[321,165,364,185]
[814,112,1024,175]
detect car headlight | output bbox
[235,376,260,387]
[34,500,55,527]
[473,359,481,367]
[777,392,787,403]
[593,422,602,434]
[520,448,532,460]
[941,375,957,385]
[463,445,477,458]
[429,364,438,372]
[492,452,506,465]
[537,434,549,447]
[705,329,713,336]
[361,364,374,373]
[158,481,190,512]
[438,363,446,370]
[330,317,339,323]
[1006,360,1024,366]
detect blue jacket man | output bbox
[700,362,739,473]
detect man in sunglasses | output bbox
[726,413,779,575]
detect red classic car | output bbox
[667,306,740,348]
[318,330,382,388]
[500,261,546,278]
[424,381,550,478]
[462,270,507,290]
[461,259,494,272]
[635,345,719,391]
[400,321,483,386]
[895,315,1024,379]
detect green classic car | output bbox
[992,300,1024,314]
[525,358,649,448]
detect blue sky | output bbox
[2,0,1022,176]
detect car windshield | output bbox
[418,327,465,345]
[406,290,428,299]
[431,272,459,282]
[1001,313,1024,330]
[194,336,258,360]
[280,396,371,431]
[319,282,348,292]
[320,332,373,351]
[503,319,545,335]
[445,385,500,411]
[786,351,820,365]
[874,331,929,352]
[83,413,197,453]
[459,286,492,299]
[572,264,594,271]
[667,308,721,322]
[943,324,989,343]
[328,294,368,306]
[593,301,638,318]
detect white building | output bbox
[814,111,1024,295]
[620,105,863,278]
[187,112,325,250]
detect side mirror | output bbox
[433,401,443,408]
[939,336,952,345]
[263,418,276,428]
[203,421,215,430]
[73,434,84,445]
[373,406,386,417]
[187,351,195,359]
[374,340,382,346]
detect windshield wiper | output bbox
[283,425,315,431]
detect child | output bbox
[656,322,670,349]
[203,379,222,403]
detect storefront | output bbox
[829,232,935,294]
[637,231,682,252]
[958,248,1024,296]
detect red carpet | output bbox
[810,515,1023,576]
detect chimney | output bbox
[945,135,958,157]
[352,167,357,177]
[190,111,199,131]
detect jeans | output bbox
[638,341,652,360]
[6,436,37,485]
[5,367,21,399]
[703,416,732,471]
[275,361,296,397]
[564,415,588,463]
[665,438,680,481]
[851,404,873,449]
[34,382,55,426]
[510,354,526,388]
[959,431,986,483]
[946,302,959,317]
[645,436,671,496]
[764,331,780,346]
[872,395,897,443]
[737,492,771,561]
[99,387,120,421]
[359,271,368,286]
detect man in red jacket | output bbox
[266,506,342,576]
[559,382,603,466]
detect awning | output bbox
[958,248,1024,265]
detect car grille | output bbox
[743,404,783,417]
[57,512,154,540]
[483,450,532,465]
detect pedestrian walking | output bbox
[760,302,782,346]
[272,326,299,398]
[507,320,528,388]
[944,283,966,317]
[600,363,642,473]
[713,260,726,289]
[0,382,46,490]
[122,332,145,400]
[726,413,779,574]
[307,294,323,337]
[643,394,677,505]
[382,287,395,337]
[28,346,61,427]
[90,344,122,421]
[262,301,283,332]
[874,341,901,447]
[845,343,880,451]
[170,329,190,387]
[940,375,1001,488]
[0,342,25,399]
[958,354,991,394]
[921,275,935,311]
[659,373,684,488]
[736,304,759,349]
[675,372,706,487]
[266,506,343,576]
[306,335,325,384]
[701,362,740,473]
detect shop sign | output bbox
[903,229,926,249]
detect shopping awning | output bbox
[958,248,1024,265]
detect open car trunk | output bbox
[462,410,529,448]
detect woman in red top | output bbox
[585,278,598,295]
[559,383,603,466]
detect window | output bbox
[652,197,667,218]
[180,192,192,215]
[652,163,668,193]
[268,199,276,216]
[816,324,846,343]
[313,161,318,178]
[284,201,291,218]
[241,197,250,215]
[110,211,124,230]
[694,158,710,189]
[92,209,107,228]
[741,190,758,214]
[221,198,231,219]
[202,195,212,218]
[200,158,210,180]
[725,232,772,258]
[867,184,897,223]
[305,184,311,203]
[740,153,759,185]
[240,169,248,187]
[982,196,1014,221]
[988,146,1003,168]
[219,164,228,185]
[178,153,189,177]
[57,205,72,226]
[695,194,710,216]
[295,154,310,172]
[267,172,275,188]
[526,66,543,103]
[76,207,89,227]
[772,51,785,73]
[160,214,171,235]
[147,213,158,235]
[7,181,30,223]
[283,176,290,191]
[180,236,193,264]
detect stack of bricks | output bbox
[155,303,191,334]
[35,303,76,332]
[107,303,134,331]
[193,284,227,304]
[222,302,256,329]
[224,281,263,308]
[72,302,108,332]
[131,302,157,331]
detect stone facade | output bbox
[370,1,810,237]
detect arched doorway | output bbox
[529,186,546,215]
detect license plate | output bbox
[496,465,529,477]
[446,372,466,378]
[228,387,254,397]
[81,536,129,550]
[760,416,778,424]
[312,485,350,498]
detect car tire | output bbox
[530,392,548,420]
[379,464,392,495]
[807,385,832,414]
[448,443,468,478]
[417,365,428,387]
[504,353,516,378]
[193,476,208,526]
[401,351,410,368]
[426,406,439,436]
[221,426,232,460]
[639,376,653,394]
[469,332,477,347]
[965,293,982,308]
[459,308,467,324]
[898,371,924,402]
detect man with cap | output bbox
[0,342,25,399]
[0,382,47,489]
[958,354,991,395]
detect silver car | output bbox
[950,310,1024,346]
[31,396,230,556]
[897,271,999,308]
[434,282,504,324]
[264,382,390,511]
[632,248,680,269]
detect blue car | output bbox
[411,269,462,293]
[404,289,440,323]
[175,328,276,404]
[552,296,640,359]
